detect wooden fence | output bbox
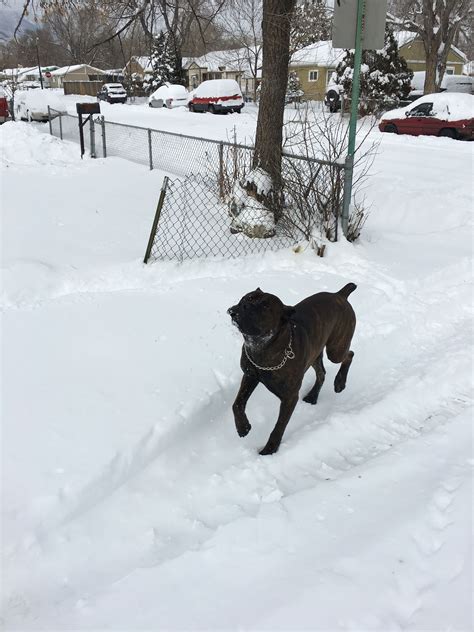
[63,81,104,97]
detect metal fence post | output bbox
[59,113,63,140]
[144,176,169,264]
[148,129,153,170]
[90,116,96,158]
[218,142,224,199]
[47,106,52,135]
[100,116,107,158]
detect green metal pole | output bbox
[341,0,365,237]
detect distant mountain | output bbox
[0,7,38,42]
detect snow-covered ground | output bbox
[1,119,473,630]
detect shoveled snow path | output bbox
[2,122,472,630]
[3,254,472,629]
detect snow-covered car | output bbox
[14,89,62,122]
[0,87,9,123]
[378,92,474,140]
[148,83,188,108]
[407,71,474,103]
[188,79,244,114]
[324,83,343,113]
[97,83,127,104]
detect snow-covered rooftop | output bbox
[18,66,59,79]
[394,30,467,62]
[1,66,36,77]
[290,40,345,68]
[51,64,106,76]
[130,56,153,72]
[185,47,262,76]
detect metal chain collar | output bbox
[244,327,296,371]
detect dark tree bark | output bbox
[253,0,296,211]
[389,0,472,94]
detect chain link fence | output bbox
[47,108,347,262]
[144,175,295,263]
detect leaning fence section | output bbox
[144,175,295,263]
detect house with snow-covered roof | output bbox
[288,34,468,102]
[124,48,262,99]
[123,56,153,79]
[50,64,106,90]
[395,31,467,76]
[183,47,262,99]
[289,40,345,100]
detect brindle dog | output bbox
[228,284,357,455]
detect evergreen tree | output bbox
[290,0,331,55]
[143,30,184,94]
[286,71,304,102]
[333,27,413,115]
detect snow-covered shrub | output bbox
[333,27,413,115]
[228,168,276,238]
[229,178,276,238]
[280,104,378,245]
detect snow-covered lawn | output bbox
[1,120,473,630]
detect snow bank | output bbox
[0,121,80,166]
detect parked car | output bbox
[324,83,343,112]
[188,79,244,114]
[14,89,62,122]
[0,87,9,123]
[148,83,188,108]
[378,92,474,140]
[97,83,127,104]
[407,71,474,103]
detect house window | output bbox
[308,70,318,82]
[445,66,455,75]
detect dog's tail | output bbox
[337,283,357,298]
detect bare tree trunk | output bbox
[423,45,438,93]
[253,0,295,212]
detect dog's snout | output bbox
[227,306,237,318]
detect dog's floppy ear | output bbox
[282,305,295,321]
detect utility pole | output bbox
[333,0,387,238]
[341,0,365,236]
[35,37,44,89]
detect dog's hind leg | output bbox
[334,350,354,393]
[303,353,326,405]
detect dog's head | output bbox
[227,288,295,337]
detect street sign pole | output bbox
[341,0,365,237]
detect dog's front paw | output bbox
[236,420,252,437]
[259,442,279,456]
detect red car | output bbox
[379,93,474,140]
[0,88,10,124]
[188,79,244,114]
